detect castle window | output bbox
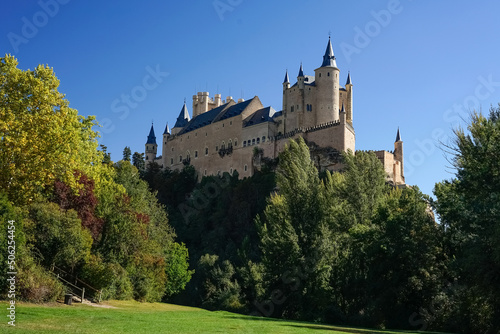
[297,105,299,110]
[230,168,233,174]
[171,147,174,152]
[310,104,313,111]
[228,140,232,148]
[179,155,182,162]
[204,169,207,176]
[221,141,225,150]
[257,138,260,144]
[230,121,232,125]
[319,73,321,77]
[222,123,224,127]
[146,155,149,160]
[291,106,294,112]
[243,141,246,147]
[235,140,238,147]
[244,165,248,172]
[195,151,198,158]
[327,72,330,77]
[205,147,208,155]
[188,135,190,139]
[252,139,255,145]
[171,158,173,165]
[216,145,218,151]
[262,136,266,142]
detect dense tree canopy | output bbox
[434,107,500,333]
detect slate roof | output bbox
[178,98,256,134]
[173,103,191,128]
[244,107,277,127]
[395,127,401,142]
[146,124,156,144]
[321,37,337,68]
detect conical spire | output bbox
[321,36,337,68]
[395,127,401,142]
[163,122,170,135]
[346,71,352,85]
[298,63,304,77]
[146,124,157,144]
[173,102,191,128]
[283,69,289,83]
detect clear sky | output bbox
[2,0,500,197]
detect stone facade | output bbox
[145,38,405,186]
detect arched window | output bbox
[243,141,246,147]
[170,158,173,165]
[205,147,208,155]
[252,139,256,145]
[234,139,238,147]
[262,136,266,143]
[256,138,260,144]
[179,155,182,162]
[195,151,198,158]
[221,141,225,150]
[228,139,232,148]
[244,165,248,172]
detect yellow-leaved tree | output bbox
[0,54,120,204]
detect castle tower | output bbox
[314,37,340,124]
[282,69,290,113]
[345,72,353,124]
[394,128,404,183]
[145,124,157,165]
[171,102,191,135]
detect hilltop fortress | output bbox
[145,37,405,185]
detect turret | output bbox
[394,128,404,182]
[297,63,305,90]
[345,71,353,124]
[171,103,190,135]
[314,36,340,124]
[145,124,157,164]
[282,69,290,112]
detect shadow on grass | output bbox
[223,314,453,334]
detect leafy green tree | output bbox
[164,242,194,299]
[256,137,335,320]
[434,107,500,333]
[132,152,145,171]
[0,55,104,205]
[27,201,93,271]
[123,146,132,161]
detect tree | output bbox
[256,137,335,320]
[132,152,145,171]
[123,146,132,162]
[27,201,93,271]
[0,55,104,205]
[434,107,500,333]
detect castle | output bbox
[145,37,405,185]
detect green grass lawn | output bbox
[0,300,451,334]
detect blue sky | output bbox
[2,0,500,197]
